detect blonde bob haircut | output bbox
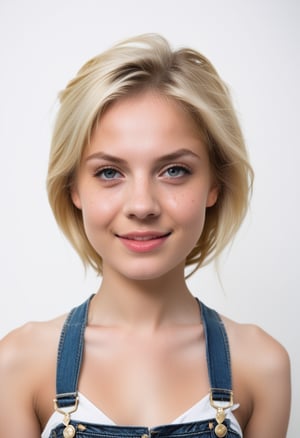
[47,33,253,275]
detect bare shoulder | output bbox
[0,314,67,394]
[0,314,66,371]
[222,316,290,374]
[0,314,67,436]
[221,316,291,437]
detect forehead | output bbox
[88,91,204,151]
[78,91,213,176]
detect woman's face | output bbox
[72,92,218,281]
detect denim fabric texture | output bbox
[51,296,241,438]
[50,419,241,437]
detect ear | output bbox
[206,185,219,207]
[70,185,82,210]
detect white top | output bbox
[42,392,242,437]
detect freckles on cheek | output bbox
[170,194,205,223]
[170,193,196,208]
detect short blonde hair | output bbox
[47,33,253,275]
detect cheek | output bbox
[188,201,207,230]
[80,196,115,228]
[167,184,209,208]
[168,192,208,227]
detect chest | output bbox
[77,325,210,426]
[39,301,251,433]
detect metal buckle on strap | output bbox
[53,394,79,438]
[54,394,79,414]
[209,389,234,438]
[210,388,233,408]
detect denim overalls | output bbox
[50,296,241,438]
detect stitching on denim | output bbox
[201,301,232,392]
[51,418,241,438]
[56,307,76,394]
[56,297,92,399]
[73,297,91,388]
[215,311,232,389]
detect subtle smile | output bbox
[115,231,171,253]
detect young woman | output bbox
[0,34,291,438]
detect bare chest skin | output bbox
[37,318,251,431]
[79,324,209,427]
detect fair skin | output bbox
[0,92,290,437]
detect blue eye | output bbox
[96,167,122,180]
[164,166,190,178]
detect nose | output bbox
[123,177,161,220]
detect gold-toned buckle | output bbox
[53,395,79,438]
[209,389,234,438]
[53,395,79,416]
[209,388,234,410]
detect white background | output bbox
[0,0,298,436]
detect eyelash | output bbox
[93,164,191,181]
[94,167,123,180]
[161,165,191,178]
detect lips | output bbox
[116,231,171,252]
[118,232,171,240]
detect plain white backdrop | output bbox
[0,0,298,435]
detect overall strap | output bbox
[55,295,93,409]
[198,299,233,404]
[55,295,232,408]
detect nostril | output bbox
[123,191,161,219]
[127,210,160,220]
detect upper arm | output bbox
[0,326,42,437]
[243,327,291,438]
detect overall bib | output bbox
[50,296,241,438]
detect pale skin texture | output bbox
[0,92,291,437]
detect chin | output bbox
[123,271,166,282]
[119,262,181,282]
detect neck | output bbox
[89,267,198,330]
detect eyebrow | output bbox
[85,148,202,164]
